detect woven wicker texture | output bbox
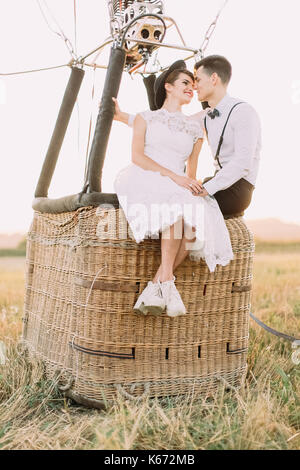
[22,206,255,407]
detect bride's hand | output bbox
[170,174,204,195]
[112,97,122,121]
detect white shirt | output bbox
[201,94,262,195]
[127,93,262,196]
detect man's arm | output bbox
[203,106,260,196]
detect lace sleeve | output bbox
[189,113,205,144]
[193,124,204,143]
[191,121,204,144]
[128,114,136,128]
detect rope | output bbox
[79,41,106,197]
[0,64,69,76]
[73,0,78,58]
[83,65,97,184]
[74,0,80,170]
[73,2,80,171]
[53,370,75,392]
[82,265,108,318]
[215,374,240,393]
[75,99,81,167]
[115,382,150,402]
[3,2,79,76]
[197,0,229,59]
[77,65,98,201]
[36,0,77,59]
[250,312,299,343]
[84,63,107,70]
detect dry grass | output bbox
[0,252,299,450]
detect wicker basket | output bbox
[22,205,255,407]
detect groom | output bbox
[193,55,261,218]
[113,55,261,219]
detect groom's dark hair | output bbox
[195,55,232,84]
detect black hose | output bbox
[87,46,126,193]
[34,66,85,198]
[143,74,157,110]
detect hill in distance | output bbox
[0,233,26,249]
[245,218,300,241]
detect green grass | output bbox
[0,238,26,257]
[254,240,300,253]
[0,249,26,257]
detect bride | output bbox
[113,60,234,318]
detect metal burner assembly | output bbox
[108,0,165,68]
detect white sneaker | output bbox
[159,276,186,317]
[133,281,166,316]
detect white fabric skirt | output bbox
[114,163,234,272]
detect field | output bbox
[0,248,299,450]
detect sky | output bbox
[1,0,300,234]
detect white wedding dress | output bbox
[113,108,234,272]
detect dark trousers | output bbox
[203,176,255,218]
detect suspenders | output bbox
[204,102,244,170]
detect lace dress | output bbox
[113,108,234,272]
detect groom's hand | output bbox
[171,174,203,195]
[196,188,209,197]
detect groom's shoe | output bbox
[133,281,166,316]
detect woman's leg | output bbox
[152,220,196,282]
[173,226,196,271]
[152,218,183,283]
[173,235,192,271]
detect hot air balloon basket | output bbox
[22,205,255,408]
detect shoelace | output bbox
[151,281,163,296]
[157,275,175,289]
[157,276,178,302]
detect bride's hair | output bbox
[165,69,195,86]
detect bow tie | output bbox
[207,108,220,119]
